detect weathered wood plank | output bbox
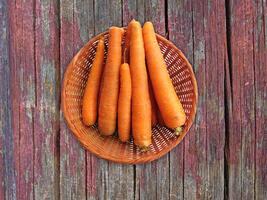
[4,0,266,199]
[72,1,97,199]
[92,1,135,199]
[227,0,256,199]
[123,1,170,200]
[168,0,192,199]
[9,1,36,199]
[60,0,89,199]
[34,0,60,199]
[144,0,165,35]
[204,1,226,199]
[0,0,16,199]
[254,0,267,199]
[106,164,134,200]
[94,0,122,34]
[169,1,226,199]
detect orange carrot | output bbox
[118,63,132,142]
[98,27,124,135]
[82,37,105,126]
[143,22,186,133]
[148,78,158,126]
[130,20,152,148]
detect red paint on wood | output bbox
[0,126,4,199]
[168,0,193,199]
[204,1,226,199]
[60,1,88,199]
[228,0,256,199]
[9,0,36,199]
[254,0,267,199]
[169,1,227,199]
[122,0,145,26]
[187,0,207,198]
[2,0,267,199]
[0,0,17,198]
[86,154,98,198]
[33,0,60,199]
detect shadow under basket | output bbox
[61,30,198,164]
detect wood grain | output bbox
[9,1,35,199]
[168,0,192,199]
[227,0,267,200]
[60,0,88,199]
[71,1,97,199]
[254,1,267,199]
[227,0,257,199]
[34,0,60,199]
[1,0,267,199]
[122,0,145,26]
[203,1,226,199]
[169,1,227,199]
[0,0,16,199]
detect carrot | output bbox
[143,22,186,132]
[148,78,158,126]
[98,51,107,104]
[130,20,152,148]
[118,63,132,142]
[82,37,105,126]
[98,27,124,135]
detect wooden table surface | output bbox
[1,0,266,199]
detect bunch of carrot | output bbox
[82,20,186,149]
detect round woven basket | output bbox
[62,30,198,164]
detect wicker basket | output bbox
[62,30,198,164]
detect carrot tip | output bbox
[175,126,183,136]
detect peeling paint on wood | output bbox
[228,0,258,199]
[122,0,145,26]
[254,0,267,199]
[34,0,60,200]
[0,0,16,199]
[203,1,226,199]
[9,0,36,199]
[168,0,192,199]
[2,0,267,199]
[60,0,87,199]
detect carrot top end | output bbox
[175,126,183,136]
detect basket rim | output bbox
[61,29,198,164]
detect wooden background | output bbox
[1,0,266,199]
